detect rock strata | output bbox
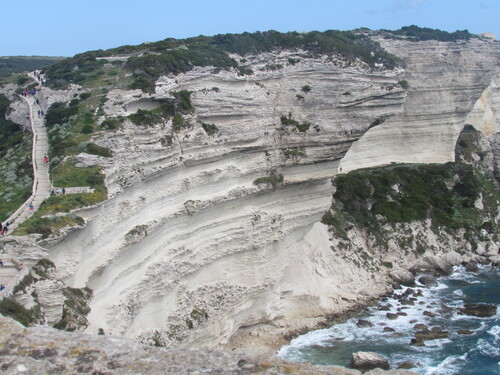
[4,35,498,356]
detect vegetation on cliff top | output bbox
[43,29,402,90]
[383,25,474,42]
[329,163,483,229]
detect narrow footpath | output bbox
[0,72,50,297]
[5,73,51,232]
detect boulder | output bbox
[457,329,474,335]
[351,351,390,371]
[357,319,374,328]
[413,323,428,331]
[459,303,497,317]
[465,262,479,273]
[383,327,395,332]
[418,275,438,287]
[414,329,448,341]
[386,313,399,320]
[398,361,418,369]
[389,270,415,287]
[423,311,437,318]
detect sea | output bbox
[278,265,500,375]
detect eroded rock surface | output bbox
[29,37,499,351]
[0,315,418,375]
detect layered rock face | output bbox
[44,40,499,349]
[340,38,499,172]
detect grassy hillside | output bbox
[0,56,65,78]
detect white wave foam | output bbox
[426,354,465,375]
[488,324,500,341]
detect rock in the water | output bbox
[418,275,438,287]
[383,327,395,332]
[459,303,497,317]
[390,270,415,286]
[457,329,474,335]
[351,351,390,371]
[465,262,479,273]
[398,361,418,369]
[357,319,374,328]
[414,329,449,341]
[423,311,437,318]
[387,313,399,320]
[413,324,428,331]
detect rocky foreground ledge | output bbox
[0,315,417,375]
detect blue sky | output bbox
[1,0,498,56]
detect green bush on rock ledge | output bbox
[253,174,284,188]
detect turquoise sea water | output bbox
[279,266,500,374]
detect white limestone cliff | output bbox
[35,39,499,350]
[339,38,499,172]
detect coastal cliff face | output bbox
[16,36,500,351]
[339,38,500,172]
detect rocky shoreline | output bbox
[224,257,499,360]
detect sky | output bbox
[1,0,498,56]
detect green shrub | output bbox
[173,90,193,112]
[45,102,78,127]
[280,113,310,132]
[280,114,299,126]
[160,135,173,146]
[201,122,218,136]
[172,114,185,132]
[283,148,306,158]
[13,273,35,294]
[398,80,409,90]
[129,76,155,93]
[296,122,310,132]
[80,124,93,134]
[79,92,91,100]
[86,143,112,157]
[129,109,162,126]
[0,298,40,326]
[253,174,284,188]
[237,66,254,76]
[101,117,124,130]
[17,76,30,85]
[53,287,92,331]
